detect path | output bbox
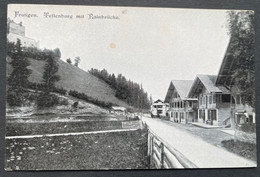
[142,117,256,168]
[158,119,234,147]
[5,128,137,139]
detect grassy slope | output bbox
[7,57,127,107]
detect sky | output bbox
[8,4,231,101]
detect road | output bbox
[142,117,256,168]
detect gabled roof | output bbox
[164,80,194,102]
[154,99,163,103]
[188,75,223,97]
[216,36,235,87]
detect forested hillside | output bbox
[89,68,151,109]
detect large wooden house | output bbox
[164,80,197,124]
[188,75,231,126]
[215,37,255,127]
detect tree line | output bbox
[89,68,151,109]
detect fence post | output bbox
[161,142,164,169]
[150,135,154,168]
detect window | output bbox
[202,96,206,105]
[180,112,184,119]
[157,110,162,114]
[171,112,173,117]
[199,109,205,119]
[222,94,231,103]
[189,101,192,107]
[213,94,216,103]
[199,96,202,105]
[248,115,253,123]
[208,95,212,104]
[208,110,217,120]
[175,112,178,118]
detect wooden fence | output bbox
[147,126,197,169]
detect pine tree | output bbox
[7,39,32,106]
[8,39,31,90]
[42,50,60,94]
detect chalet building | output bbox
[188,75,231,126]
[150,99,169,117]
[216,37,255,126]
[164,80,197,124]
[7,18,39,48]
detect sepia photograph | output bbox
[5,4,256,170]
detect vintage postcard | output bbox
[5,4,256,170]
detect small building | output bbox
[188,75,231,126]
[150,99,169,117]
[111,106,127,115]
[164,80,197,124]
[7,18,39,48]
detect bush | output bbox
[53,87,67,95]
[27,82,67,95]
[36,93,60,108]
[27,82,45,91]
[239,123,256,133]
[72,101,79,108]
[68,90,112,109]
[6,91,23,107]
[59,98,69,106]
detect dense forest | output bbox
[89,68,151,109]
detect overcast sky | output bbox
[8,4,231,101]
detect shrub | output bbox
[68,90,113,109]
[36,93,60,108]
[27,82,45,91]
[72,101,79,108]
[53,87,67,95]
[6,91,23,107]
[59,98,69,106]
[239,123,256,133]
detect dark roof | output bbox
[188,75,224,97]
[154,99,163,103]
[164,80,194,102]
[216,36,234,87]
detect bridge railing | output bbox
[146,123,197,169]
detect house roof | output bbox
[188,75,224,97]
[154,99,163,103]
[164,80,194,102]
[216,36,235,87]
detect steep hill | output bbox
[7,57,128,107]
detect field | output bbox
[5,129,148,170]
[6,121,126,136]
